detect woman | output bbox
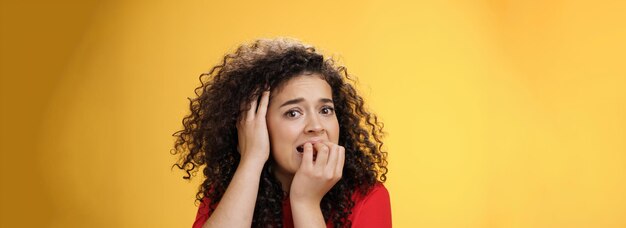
[172,38,390,227]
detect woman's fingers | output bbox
[321,142,342,180]
[256,90,270,118]
[243,89,270,122]
[302,143,314,169]
[246,95,258,121]
[313,142,330,168]
[302,142,344,175]
[324,143,339,169]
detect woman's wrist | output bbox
[290,198,325,228]
[237,156,266,173]
[290,196,320,210]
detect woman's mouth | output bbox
[296,139,324,153]
[296,144,319,161]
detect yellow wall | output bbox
[1,0,625,227]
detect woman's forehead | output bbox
[270,75,333,102]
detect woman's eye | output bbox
[321,106,335,115]
[285,110,301,118]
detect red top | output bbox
[192,183,391,228]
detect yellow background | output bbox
[1,0,625,227]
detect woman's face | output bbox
[266,74,340,181]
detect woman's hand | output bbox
[290,141,346,205]
[236,90,271,166]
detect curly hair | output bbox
[172,38,387,227]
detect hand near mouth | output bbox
[289,141,345,226]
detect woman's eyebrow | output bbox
[319,98,333,104]
[279,98,334,107]
[279,98,304,108]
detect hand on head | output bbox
[236,90,271,165]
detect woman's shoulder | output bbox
[352,182,390,204]
[349,182,392,227]
[192,196,213,228]
[193,186,219,228]
[350,182,391,228]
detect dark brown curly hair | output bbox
[172,38,387,227]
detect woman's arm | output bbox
[201,91,272,228]
[201,160,265,228]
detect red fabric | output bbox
[192,183,391,228]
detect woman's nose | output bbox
[304,114,324,134]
